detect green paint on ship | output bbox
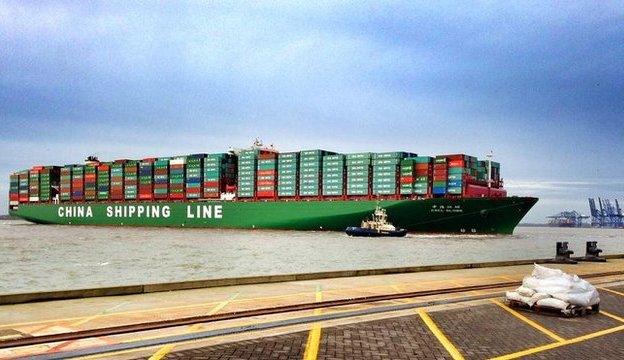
[10,197,537,234]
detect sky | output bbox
[1,1,623,222]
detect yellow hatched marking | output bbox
[599,286,624,298]
[601,310,624,323]
[490,299,565,342]
[148,293,238,360]
[303,286,323,360]
[417,309,464,360]
[490,325,624,360]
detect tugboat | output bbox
[345,205,408,237]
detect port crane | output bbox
[588,198,624,228]
[546,211,589,227]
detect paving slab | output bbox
[428,304,554,359]
[317,315,452,360]
[524,331,624,360]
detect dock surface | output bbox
[1,260,623,359]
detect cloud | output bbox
[1,1,623,220]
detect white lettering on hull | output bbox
[57,204,222,219]
[57,206,94,218]
[186,205,223,219]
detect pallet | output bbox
[507,299,599,318]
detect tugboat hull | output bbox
[345,227,408,237]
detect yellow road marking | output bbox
[599,286,624,297]
[490,299,565,342]
[148,293,239,360]
[491,324,624,360]
[302,286,323,360]
[601,310,624,323]
[417,309,464,360]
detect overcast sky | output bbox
[1,1,623,222]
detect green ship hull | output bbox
[9,197,537,234]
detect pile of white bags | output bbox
[505,264,600,311]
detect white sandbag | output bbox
[517,286,536,297]
[530,292,551,302]
[536,298,569,310]
[521,264,600,307]
[506,291,532,305]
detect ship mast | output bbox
[486,150,493,189]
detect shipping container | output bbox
[97,163,110,200]
[110,162,125,201]
[9,173,20,205]
[278,152,299,197]
[185,154,204,199]
[84,165,97,201]
[169,157,186,200]
[28,167,41,202]
[71,165,85,201]
[60,166,72,201]
[154,159,169,199]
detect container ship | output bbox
[8,143,537,234]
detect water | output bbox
[0,220,622,295]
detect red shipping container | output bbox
[433,164,447,170]
[400,177,413,184]
[448,160,464,167]
[257,191,276,197]
[10,194,19,201]
[257,180,276,186]
[433,170,447,177]
[170,193,184,199]
[444,154,465,160]
[186,188,201,194]
[204,181,219,187]
[139,194,154,200]
[414,163,430,170]
[257,170,276,176]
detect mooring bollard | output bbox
[578,241,606,262]
[547,241,577,264]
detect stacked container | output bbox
[185,154,204,199]
[322,154,345,197]
[84,165,97,201]
[413,156,433,196]
[432,156,448,196]
[71,166,85,201]
[123,161,138,200]
[110,161,126,200]
[445,154,477,195]
[154,158,169,199]
[97,163,110,200]
[491,161,501,187]
[257,152,278,198]
[277,152,299,197]
[346,153,372,196]
[203,153,225,198]
[372,152,407,196]
[60,166,72,201]
[399,158,415,195]
[29,167,42,202]
[9,173,19,205]
[138,159,155,200]
[18,170,29,203]
[169,157,186,199]
[299,150,328,197]
[237,150,258,198]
